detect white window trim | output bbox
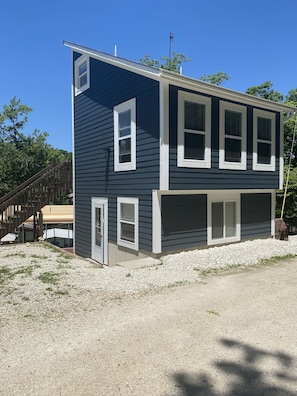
[178,91,211,168]
[207,191,241,245]
[219,101,247,170]
[74,55,90,96]
[117,197,139,251]
[253,109,276,171]
[114,98,136,172]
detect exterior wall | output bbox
[168,85,281,190]
[160,191,273,253]
[241,193,272,239]
[73,53,160,260]
[161,194,207,252]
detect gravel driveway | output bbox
[1,239,297,395]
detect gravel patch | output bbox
[1,237,297,325]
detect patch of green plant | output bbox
[30,254,49,260]
[0,266,14,284]
[126,272,132,277]
[56,257,72,266]
[54,290,69,296]
[207,310,219,316]
[37,271,60,285]
[3,252,26,258]
[14,265,41,276]
[259,254,296,264]
[200,264,242,277]
[22,296,30,301]
[168,280,187,288]
[1,287,17,296]
[57,252,72,260]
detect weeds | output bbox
[37,272,60,285]
[30,254,49,260]
[3,252,26,258]
[207,310,220,316]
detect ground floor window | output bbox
[117,197,139,250]
[208,193,240,245]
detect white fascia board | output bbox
[160,70,296,114]
[64,41,161,81]
[159,80,169,190]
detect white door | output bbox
[91,198,108,264]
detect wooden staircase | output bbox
[0,161,72,241]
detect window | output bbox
[219,101,247,170]
[114,98,136,171]
[253,109,275,171]
[178,91,211,168]
[117,197,139,250]
[208,193,240,245]
[74,55,90,96]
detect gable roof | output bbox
[64,41,296,118]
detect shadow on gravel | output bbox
[170,338,297,395]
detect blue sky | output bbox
[1,0,296,152]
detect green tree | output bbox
[140,52,191,73]
[0,97,71,197]
[140,53,230,86]
[245,81,284,102]
[276,166,297,227]
[199,71,230,85]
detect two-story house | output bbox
[64,41,295,266]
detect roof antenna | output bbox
[114,45,117,57]
[169,32,174,60]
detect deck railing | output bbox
[0,161,72,240]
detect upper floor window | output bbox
[253,109,275,171]
[114,98,136,172]
[117,197,139,251]
[74,55,90,96]
[178,91,211,168]
[219,101,247,170]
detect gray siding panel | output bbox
[241,193,271,239]
[161,195,207,252]
[169,85,281,190]
[73,53,160,258]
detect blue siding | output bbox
[73,53,160,258]
[161,195,207,252]
[169,85,281,190]
[241,193,271,239]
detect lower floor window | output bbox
[212,201,236,239]
[117,197,139,250]
[208,193,240,245]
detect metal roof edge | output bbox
[64,41,296,115]
[160,69,296,114]
[63,40,161,79]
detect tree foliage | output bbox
[199,72,230,85]
[140,53,230,85]
[276,166,297,227]
[245,81,284,102]
[140,52,191,73]
[0,97,71,197]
